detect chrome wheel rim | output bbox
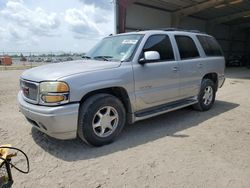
[92,106,119,138]
[203,86,213,105]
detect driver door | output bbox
[132,34,181,111]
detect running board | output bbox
[134,98,198,122]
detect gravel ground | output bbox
[0,68,250,188]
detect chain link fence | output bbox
[0,52,84,70]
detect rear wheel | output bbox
[193,79,216,111]
[78,94,126,146]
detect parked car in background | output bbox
[227,55,245,67]
[35,57,43,62]
[64,57,74,61]
[18,29,225,146]
[28,58,35,62]
[20,55,27,62]
[44,58,52,63]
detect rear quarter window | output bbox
[175,35,200,60]
[197,35,223,57]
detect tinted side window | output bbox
[175,36,200,59]
[143,35,174,61]
[197,35,223,56]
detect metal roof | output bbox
[130,0,250,27]
[134,0,207,12]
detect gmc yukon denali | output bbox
[18,29,225,146]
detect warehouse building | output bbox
[115,0,250,67]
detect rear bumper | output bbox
[18,91,79,140]
[218,75,225,88]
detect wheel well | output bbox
[80,87,132,114]
[203,73,218,89]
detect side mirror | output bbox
[139,51,160,64]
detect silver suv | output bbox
[18,29,225,146]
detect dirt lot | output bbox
[0,68,250,188]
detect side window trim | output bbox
[139,34,175,63]
[192,35,207,58]
[174,34,201,60]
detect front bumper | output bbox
[18,91,79,140]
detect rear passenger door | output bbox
[174,35,203,98]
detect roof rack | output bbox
[160,28,202,33]
[135,28,204,34]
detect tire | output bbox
[78,94,126,146]
[193,79,216,111]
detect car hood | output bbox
[21,60,121,82]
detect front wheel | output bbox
[193,79,216,111]
[78,94,126,146]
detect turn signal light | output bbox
[42,95,65,103]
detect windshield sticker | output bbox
[122,40,138,45]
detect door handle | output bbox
[172,66,179,71]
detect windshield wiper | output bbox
[82,55,91,59]
[93,56,113,61]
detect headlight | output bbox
[39,82,69,105]
[40,82,69,93]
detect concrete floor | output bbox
[0,67,250,188]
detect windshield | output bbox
[86,34,143,62]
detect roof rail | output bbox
[133,28,205,34]
[138,28,203,34]
[160,28,202,33]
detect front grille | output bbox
[20,79,39,103]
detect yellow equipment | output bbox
[0,145,17,164]
[0,145,29,188]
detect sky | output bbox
[0,0,115,53]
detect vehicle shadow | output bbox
[31,100,239,162]
[225,67,250,80]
